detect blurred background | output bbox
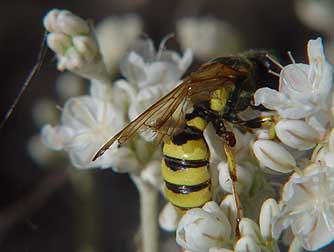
[0,0,332,251]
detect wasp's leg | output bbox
[238,116,276,139]
[212,119,242,238]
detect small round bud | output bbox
[72,36,99,61]
[259,198,279,241]
[43,9,61,32]
[57,10,90,35]
[159,203,179,232]
[46,33,72,55]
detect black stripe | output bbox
[164,156,209,171]
[165,180,210,194]
[172,126,203,145]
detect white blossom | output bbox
[115,37,193,137]
[95,14,143,75]
[55,72,86,101]
[176,17,242,60]
[44,9,109,82]
[272,165,334,251]
[41,86,138,170]
[254,38,333,125]
[159,202,180,232]
[176,201,232,252]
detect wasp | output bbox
[93,50,279,231]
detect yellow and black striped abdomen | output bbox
[162,116,211,214]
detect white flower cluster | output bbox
[35,9,334,251]
[176,17,242,60]
[40,9,193,186]
[176,199,280,252]
[171,38,334,252]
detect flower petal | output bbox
[252,140,296,173]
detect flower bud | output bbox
[176,205,231,252]
[253,140,297,173]
[275,119,320,150]
[32,98,58,127]
[57,47,83,71]
[259,198,279,241]
[46,33,72,55]
[159,203,179,232]
[234,236,261,252]
[220,195,237,230]
[209,248,233,252]
[72,36,99,61]
[43,9,61,33]
[218,162,254,194]
[28,134,61,166]
[239,218,261,242]
[56,10,90,35]
[56,72,86,101]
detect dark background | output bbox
[0,0,332,251]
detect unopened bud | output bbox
[259,198,279,241]
[47,33,72,55]
[235,236,261,252]
[253,140,297,173]
[43,9,61,32]
[72,36,99,61]
[56,10,90,35]
[275,119,320,150]
[159,203,179,232]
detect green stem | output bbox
[132,175,159,252]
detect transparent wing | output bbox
[93,61,247,161]
[92,81,190,160]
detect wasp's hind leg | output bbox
[212,118,242,238]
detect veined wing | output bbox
[92,80,190,161]
[93,61,247,161]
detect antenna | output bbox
[0,31,48,130]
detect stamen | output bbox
[268,69,280,78]
[265,54,283,69]
[157,33,175,59]
[287,51,296,64]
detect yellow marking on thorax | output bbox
[186,116,207,131]
[163,139,209,160]
[210,86,234,112]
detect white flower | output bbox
[272,165,334,251]
[159,202,180,232]
[176,201,232,252]
[218,162,254,194]
[31,98,59,127]
[295,0,334,33]
[95,14,143,75]
[254,37,333,121]
[27,134,63,166]
[176,17,242,60]
[115,37,193,135]
[44,9,109,82]
[55,72,86,101]
[41,90,138,170]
